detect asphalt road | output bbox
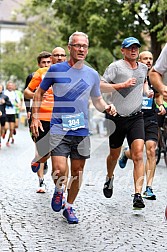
[0,125,167,252]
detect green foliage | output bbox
[41,0,167,58]
[1,42,26,86]
[0,2,64,86]
[86,47,113,75]
[1,0,167,84]
[32,0,146,56]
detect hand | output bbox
[158,104,166,115]
[30,118,44,138]
[105,104,117,116]
[0,111,2,117]
[124,78,137,88]
[146,90,154,98]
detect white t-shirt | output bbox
[4,90,18,115]
[154,43,167,75]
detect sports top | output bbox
[40,61,101,136]
[28,67,53,121]
[103,59,148,116]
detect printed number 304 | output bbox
[68,119,80,127]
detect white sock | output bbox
[65,202,73,209]
[106,175,114,182]
[54,186,63,193]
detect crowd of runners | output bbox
[1,31,167,224]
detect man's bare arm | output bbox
[30,87,46,137]
[100,78,137,93]
[149,68,164,93]
[91,96,117,116]
[149,67,167,101]
[24,87,34,99]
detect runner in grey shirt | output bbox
[103,58,147,116]
[100,36,148,209]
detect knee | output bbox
[72,168,83,178]
[146,146,156,159]
[132,151,143,162]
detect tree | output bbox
[122,0,167,62]
[0,2,64,86]
[32,0,167,61]
[1,0,167,84]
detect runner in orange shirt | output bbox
[24,47,67,194]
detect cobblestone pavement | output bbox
[0,126,167,252]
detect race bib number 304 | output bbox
[62,112,85,131]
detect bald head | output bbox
[139,51,153,71]
[52,47,66,63]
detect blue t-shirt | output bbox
[40,61,101,136]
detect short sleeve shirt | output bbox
[103,59,148,116]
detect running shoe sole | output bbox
[36,186,46,193]
[142,194,156,200]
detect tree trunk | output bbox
[150,32,162,64]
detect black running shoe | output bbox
[103,178,113,198]
[133,193,145,209]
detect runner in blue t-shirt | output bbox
[30,31,117,224]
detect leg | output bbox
[51,156,69,212]
[107,147,121,178]
[1,116,6,139]
[145,140,157,187]
[50,135,88,224]
[31,120,51,173]
[51,155,68,189]
[131,139,145,209]
[36,163,46,193]
[131,139,145,194]
[37,164,44,179]
[67,158,85,204]
[6,122,15,145]
[103,116,125,198]
[143,117,158,199]
[64,160,69,192]
[103,147,121,198]
[143,140,157,200]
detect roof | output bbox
[0,0,26,24]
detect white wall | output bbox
[0,24,25,43]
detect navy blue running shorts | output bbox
[50,135,90,159]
